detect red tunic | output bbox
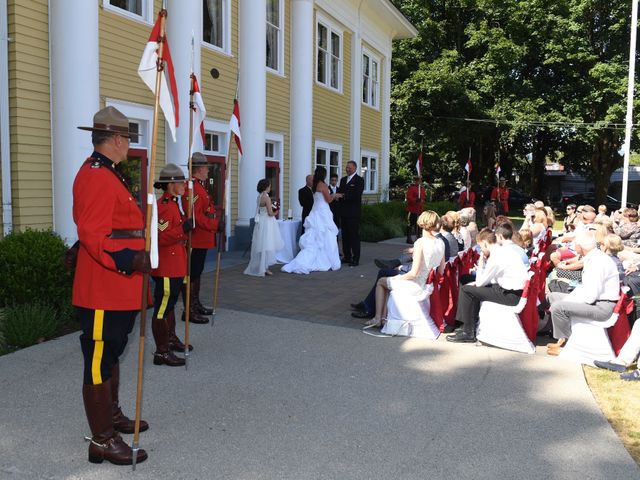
[490,186,509,213]
[151,192,187,278]
[459,190,475,209]
[186,179,219,249]
[406,184,426,214]
[72,155,144,310]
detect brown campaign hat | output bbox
[154,163,186,189]
[187,152,213,167]
[77,106,139,137]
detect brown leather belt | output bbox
[108,229,145,239]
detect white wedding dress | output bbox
[381,236,445,338]
[282,191,341,274]
[244,193,284,277]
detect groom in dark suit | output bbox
[298,174,314,234]
[337,161,365,266]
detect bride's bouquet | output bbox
[271,199,280,216]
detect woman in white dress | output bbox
[243,179,284,277]
[282,166,343,274]
[365,211,446,330]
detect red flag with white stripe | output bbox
[415,151,422,177]
[191,74,206,153]
[138,11,179,141]
[465,148,472,176]
[229,99,243,155]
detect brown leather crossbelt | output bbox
[108,229,145,239]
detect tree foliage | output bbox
[391,0,639,203]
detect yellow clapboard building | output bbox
[0,0,416,248]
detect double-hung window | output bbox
[316,20,342,91]
[104,0,152,23]
[315,142,341,179]
[361,153,378,193]
[266,0,283,73]
[203,0,230,53]
[362,52,380,108]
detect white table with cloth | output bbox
[276,219,300,263]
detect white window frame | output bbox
[362,49,380,110]
[202,119,229,156]
[266,0,284,75]
[315,140,342,180]
[202,0,232,56]
[265,132,284,208]
[102,0,153,25]
[361,150,379,193]
[315,15,343,93]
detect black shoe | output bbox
[349,261,359,267]
[341,258,352,264]
[442,324,456,334]
[593,360,627,373]
[350,302,366,311]
[374,259,393,269]
[351,311,374,319]
[446,331,476,343]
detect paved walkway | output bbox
[1,242,639,479]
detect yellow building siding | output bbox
[312,15,351,175]
[266,0,291,210]
[99,0,166,165]
[201,0,240,228]
[7,0,52,230]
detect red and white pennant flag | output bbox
[191,74,206,153]
[229,99,243,155]
[465,147,472,175]
[138,11,179,142]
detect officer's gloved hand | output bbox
[217,220,225,233]
[63,241,80,271]
[131,250,151,274]
[182,218,194,233]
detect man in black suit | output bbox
[337,160,365,266]
[298,174,314,234]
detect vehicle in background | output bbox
[561,193,638,211]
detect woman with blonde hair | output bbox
[530,209,548,244]
[365,211,446,333]
[483,202,497,230]
[447,210,464,251]
[544,206,555,230]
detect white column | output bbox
[381,54,391,201]
[50,0,99,243]
[166,0,202,169]
[289,0,314,219]
[238,0,266,225]
[350,31,362,168]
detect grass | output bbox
[584,366,640,466]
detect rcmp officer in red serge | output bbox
[182,152,221,324]
[150,163,193,367]
[73,106,149,465]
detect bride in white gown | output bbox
[282,166,343,274]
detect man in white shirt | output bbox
[547,231,620,355]
[447,224,529,343]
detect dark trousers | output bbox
[152,276,183,319]
[191,248,208,279]
[625,271,640,296]
[78,307,137,385]
[455,283,522,335]
[362,268,400,314]
[407,212,419,238]
[341,217,360,262]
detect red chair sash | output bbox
[607,293,633,356]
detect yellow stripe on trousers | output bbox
[158,277,171,319]
[91,310,105,385]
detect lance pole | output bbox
[132,6,167,471]
[212,72,238,325]
[183,33,196,370]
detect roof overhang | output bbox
[370,0,418,40]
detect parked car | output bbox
[479,186,531,211]
[561,193,637,212]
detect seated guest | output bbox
[604,233,625,282]
[520,203,537,232]
[483,202,497,230]
[364,211,446,329]
[614,208,640,249]
[458,212,473,250]
[563,204,578,233]
[544,206,555,230]
[534,200,545,209]
[546,232,620,355]
[596,204,608,220]
[447,210,465,251]
[530,209,548,245]
[549,208,597,266]
[519,229,534,256]
[440,213,459,260]
[447,224,529,343]
[460,207,478,245]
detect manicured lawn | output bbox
[584,366,640,466]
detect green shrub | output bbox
[360,200,457,242]
[0,229,73,314]
[0,303,60,348]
